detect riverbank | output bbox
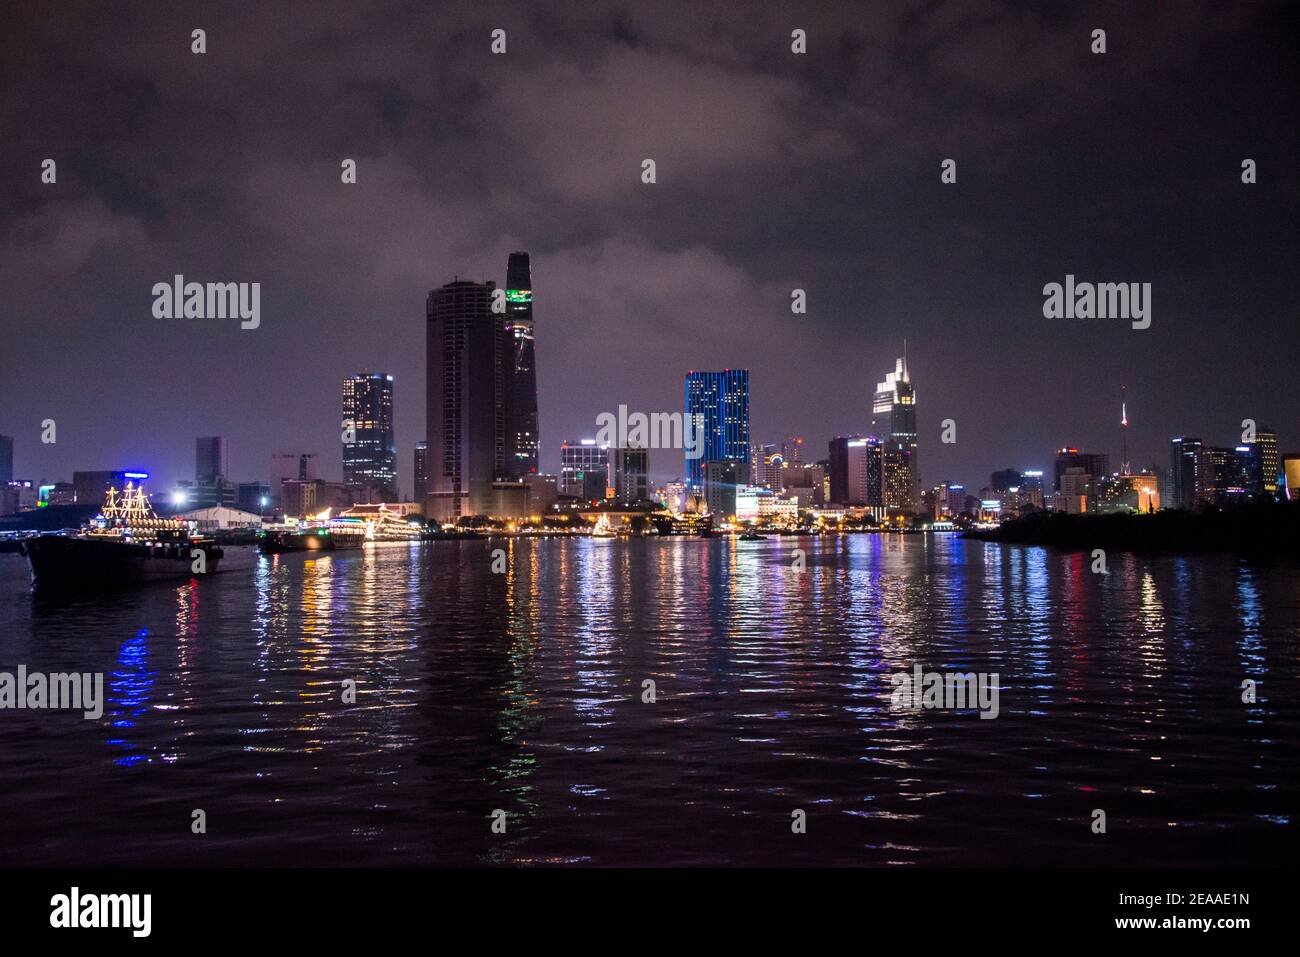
[964,500,1300,554]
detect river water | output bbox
[0,535,1295,866]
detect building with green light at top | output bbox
[504,252,539,478]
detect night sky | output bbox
[2,1,1296,494]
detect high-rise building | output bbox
[1168,438,1203,508]
[426,280,507,520]
[782,436,804,466]
[413,441,429,504]
[0,434,13,484]
[828,435,882,506]
[611,445,649,504]
[1246,428,1280,495]
[73,469,148,505]
[195,436,228,485]
[702,460,741,525]
[1283,455,1300,501]
[872,356,919,508]
[1205,446,1257,501]
[342,373,396,497]
[990,469,1022,492]
[503,252,540,478]
[1053,448,1110,493]
[685,369,750,492]
[559,439,610,499]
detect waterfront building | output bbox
[1245,428,1280,495]
[611,445,649,504]
[413,441,429,504]
[342,372,397,497]
[195,436,228,485]
[523,473,558,514]
[1053,448,1109,494]
[0,434,11,484]
[426,280,506,519]
[1169,437,1204,508]
[702,459,741,525]
[1059,467,1090,513]
[72,470,148,505]
[559,439,610,499]
[828,435,882,506]
[685,370,750,493]
[872,356,919,508]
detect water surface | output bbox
[0,535,1296,866]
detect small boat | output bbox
[590,514,617,538]
[739,529,765,540]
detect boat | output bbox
[19,482,223,590]
[739,529,766,540]
[590,514,617,538]
[257,521,366,554]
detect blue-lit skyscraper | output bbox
[685,369,750,492]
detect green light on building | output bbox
[505,289,532,303]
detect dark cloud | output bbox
[1,0,1296,493]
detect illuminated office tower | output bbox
[872,355,918,508]
[342,372,397,497]
[611,445,649,504]
[413,441,429,503]
[559,439,610,500]
[503,252,540,478]
[1054,448,1110,493]
[828,435,882,506]
[1245,427,1280,495]
[1168,438,1204,508]
[685,369,750,493]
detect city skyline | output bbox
[2,3,1296,499]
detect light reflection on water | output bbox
[0,535,1297,866]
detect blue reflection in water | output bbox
[1236,562,1266,700]
[105,628,156,767]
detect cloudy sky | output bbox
[1,0,1296,493]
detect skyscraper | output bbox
[1169,438,1203,508]
[872,356,918,508]
[1246,427,1280,495]
[195,436,228,485]
[828,435,882,506]
[503,252,539,478]
[559,439,609,499]
[426,281,506,519]
[611,445,649,504]
[685,369,750,492]
[342,373,397,497]
[0,434,12,484]
[1054,448,1110,492]
[413,441,428,504]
